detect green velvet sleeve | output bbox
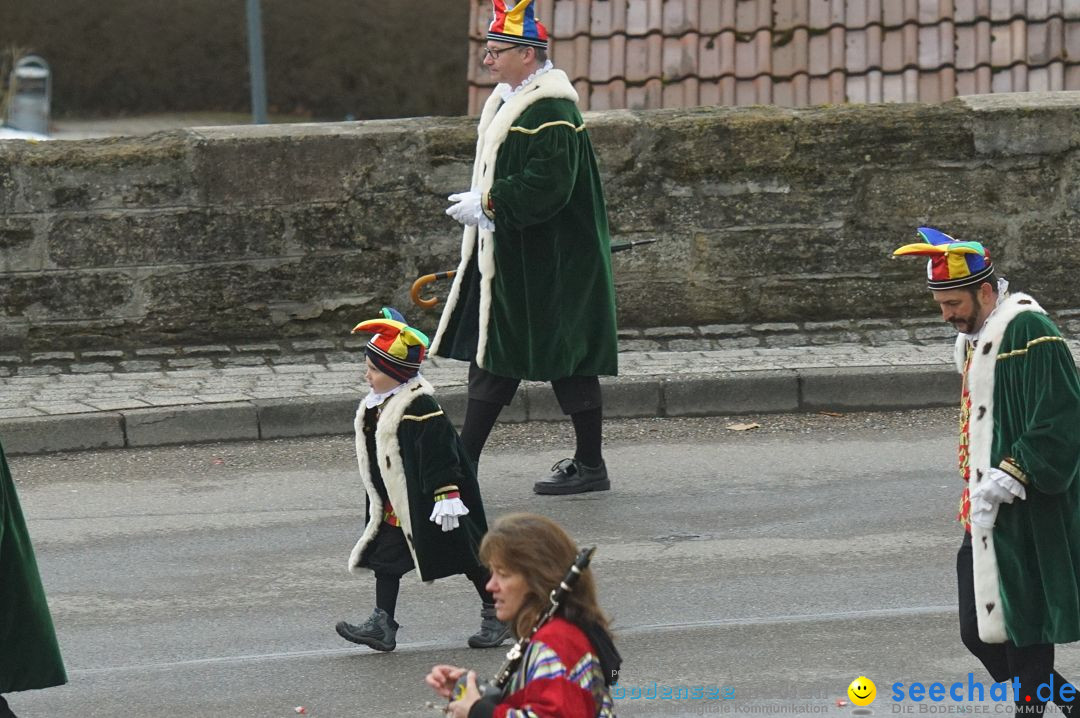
[407,402,469,499]
[488,124,580,230]
[997,316,1080,495]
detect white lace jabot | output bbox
[497,60,554,102]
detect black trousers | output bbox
[467,362,601,415]
[957,533,1074,714]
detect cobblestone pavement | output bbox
[2,320,1079,455]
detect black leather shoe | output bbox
[533,458,610,495]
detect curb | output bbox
[0,365,960,456]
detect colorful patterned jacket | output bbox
[470,617,616,718]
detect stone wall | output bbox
[2,92,1080,353]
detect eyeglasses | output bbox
[482,45,524,60]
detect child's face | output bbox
[365,357,401,394]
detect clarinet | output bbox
[453,546,596,702]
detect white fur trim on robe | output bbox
[954,292,1046,643]
[348,377,436,578]
[430,70,579,368]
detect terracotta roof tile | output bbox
[626,0,650,35]
[663,0,699,35]
[1027,17,1063,64]
[698,35,722,77]
[590,0,613,36]
[882,0,920,27]
[466,0,1080,113]
[989,0,1023,22]
[663,34,699,79]
[699,0,736,35]
[698,79,722,106]
[808,31,831,75]
[576,0,593,34]
[734,0,760,33]
[554,0,576,37]
[1066,20,1080,59]
[626,36,653,81]
[990,21,1014,66]
[773,26,809,76]
[845,0,879,28]
[955,24,978,69]
[917,23,945,68]
[953,0,983,24]
[845,27,869,74]
[572,35,592,80]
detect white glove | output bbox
[969,500,997,530]
[969,468,1026,529]
[429,495,469,532]
[446,190,483,227]
[971,467,1026,505]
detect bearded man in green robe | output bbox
[1,438,67,717]
[894,227,1080,715]
[433,0,618,496]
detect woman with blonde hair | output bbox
[426,513,621,717]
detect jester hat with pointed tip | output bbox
[352,307,431,383]
[488,0,549,48]
[892,227,995,290]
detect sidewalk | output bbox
[4,322,1080,456]
[0,333,976,456]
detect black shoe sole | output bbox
[532,477,611,495]
[335,621,396,652]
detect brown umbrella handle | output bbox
[410,270,457,309]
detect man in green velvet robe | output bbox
[894,227,1080,715]
[432,0,618,496]
[1,438,67,717]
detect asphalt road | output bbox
[8,410,1080,717]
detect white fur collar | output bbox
[957,292,1046,644]
[348,377,436,578]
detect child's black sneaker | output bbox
[336,608,399,652]
[468,604,511,648]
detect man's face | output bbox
[482,42,530,85]
[932,284,993,334]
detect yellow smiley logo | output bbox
[848,676,876,706]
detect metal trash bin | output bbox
[6,55,51,136]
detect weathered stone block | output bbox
[191,128,365,206]
[1010,219,1080,308]
[0,217,37,272]
[959,92,1080,157]
[48,209,289,267]
[861,164,1059,220]
[0,155,16,214]
[10,132,193,211]
[786,102,976,166]
[0,271,135,320]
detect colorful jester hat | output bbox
[892,227,995,290]
[351,307,431,383]
[488,0,549,48]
